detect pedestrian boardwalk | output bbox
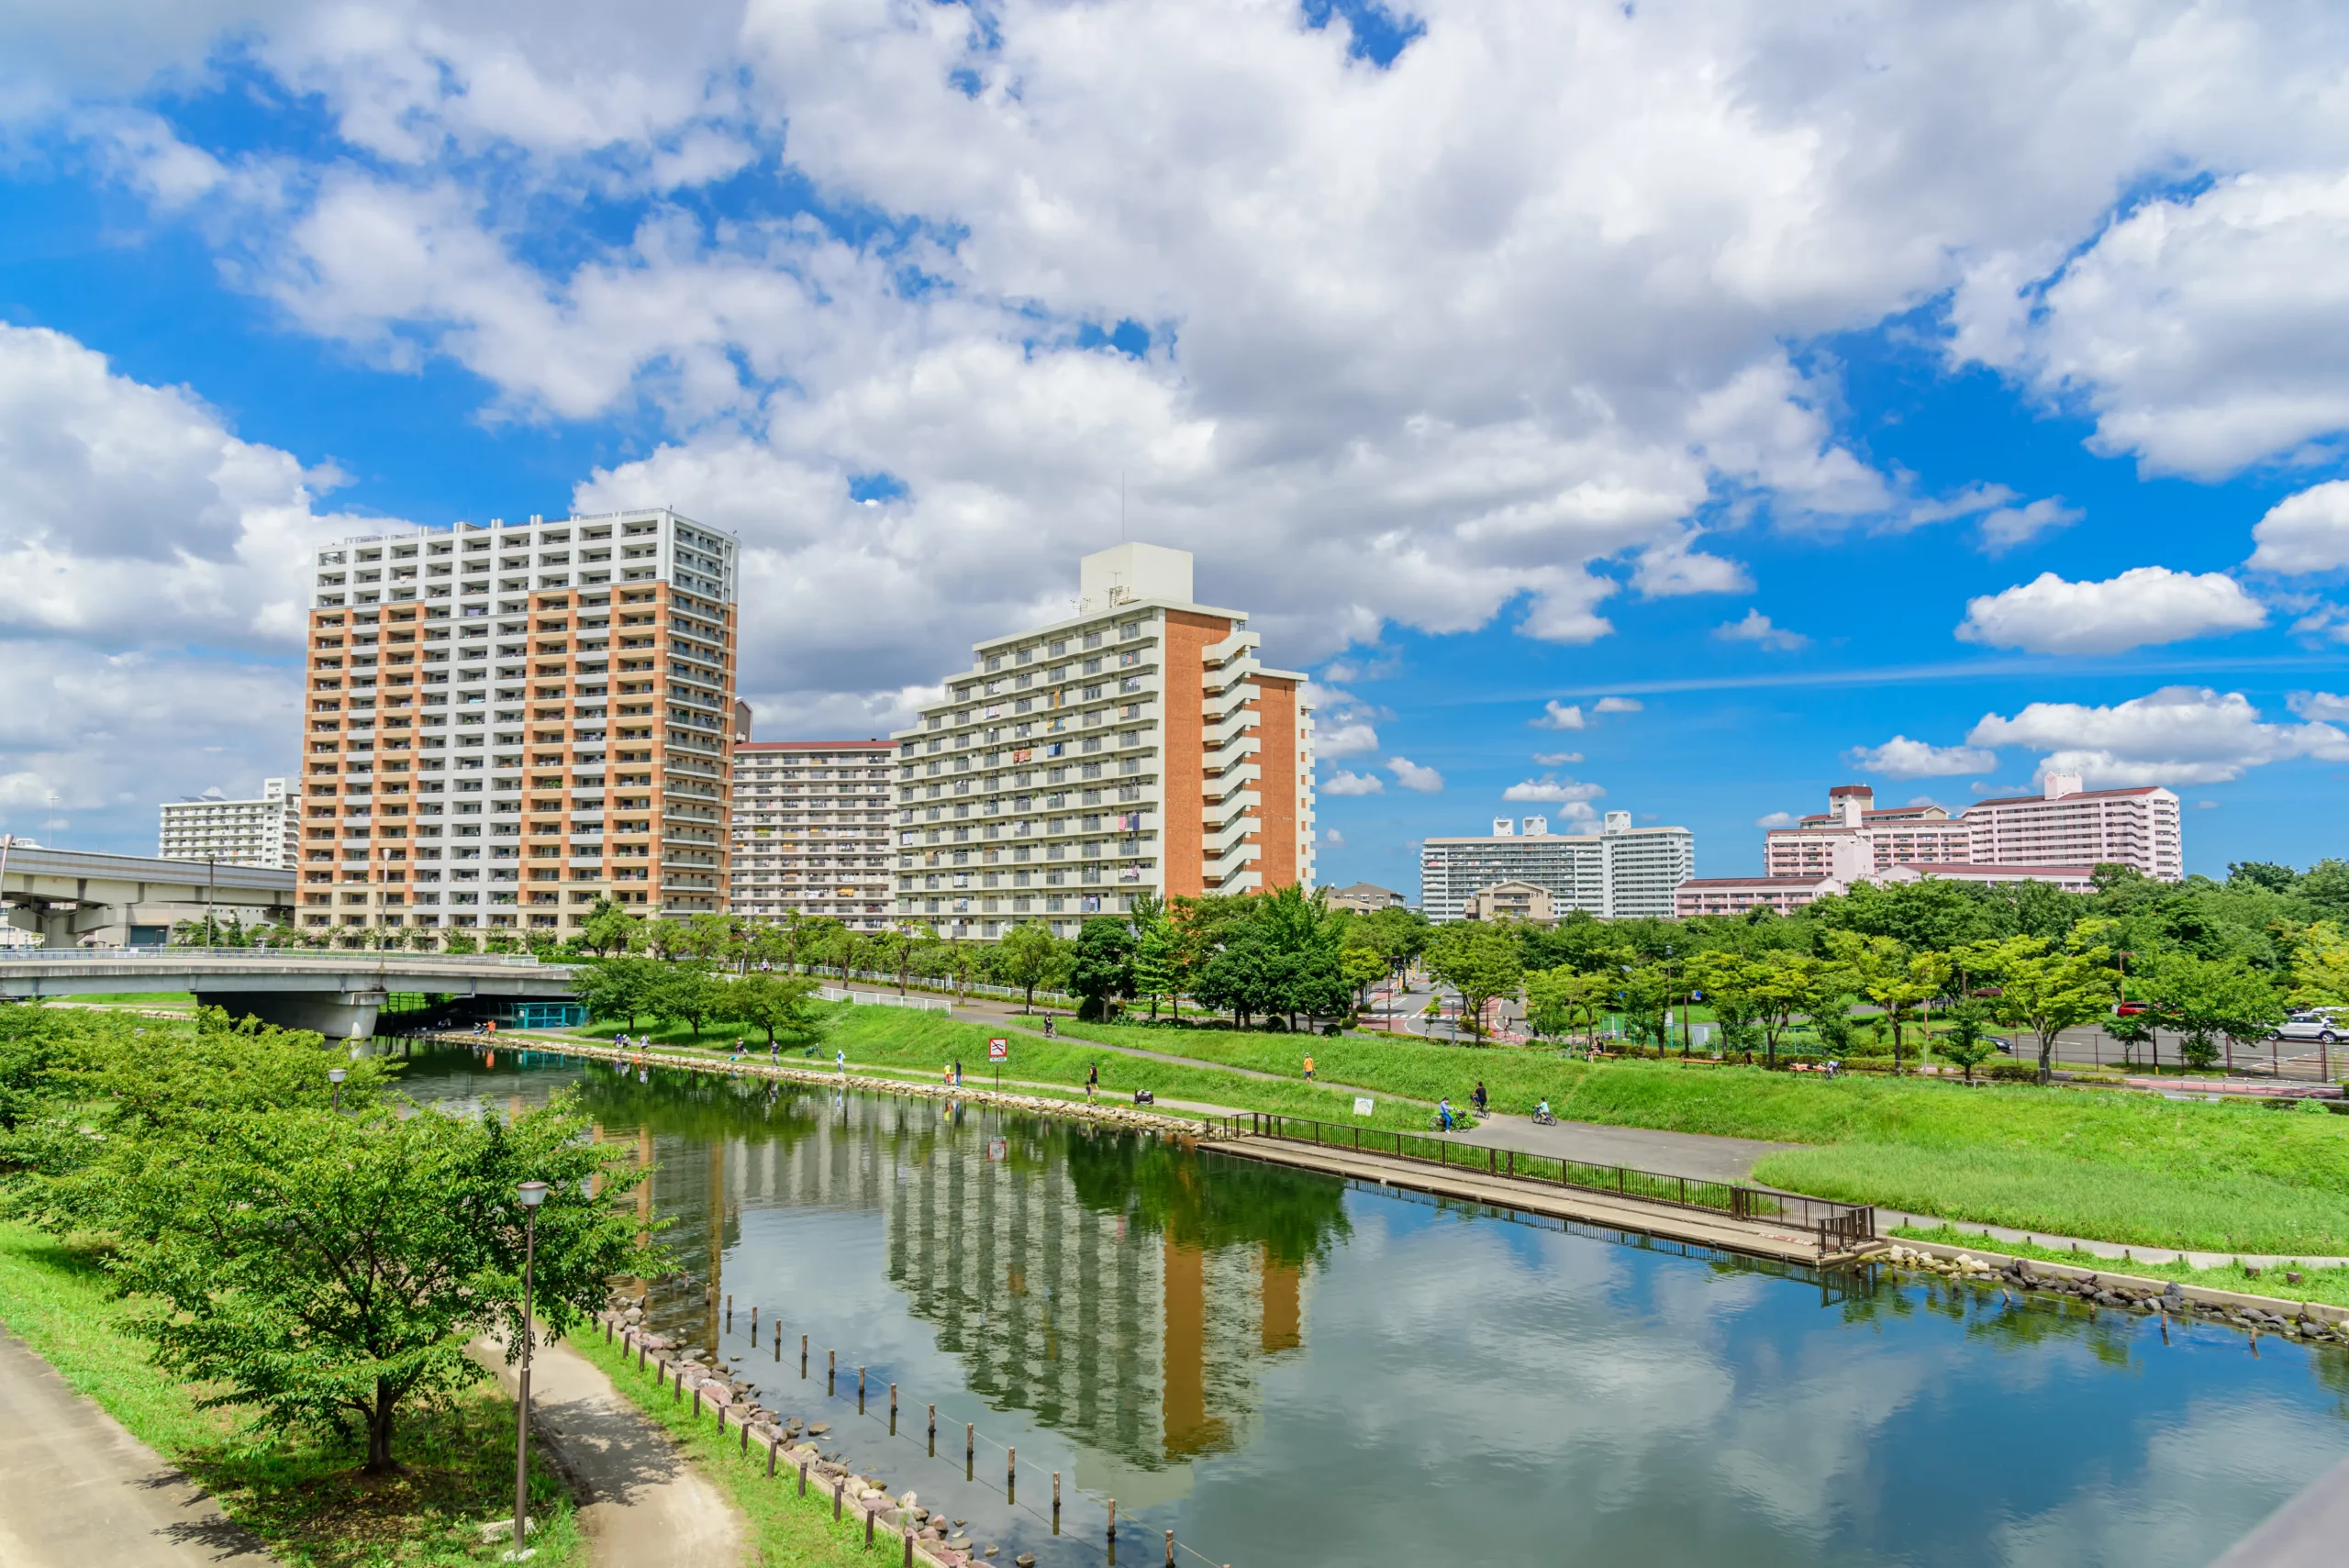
[1208,1136,1871,1266]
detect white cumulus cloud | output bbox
[1531,701,1586,731]
[1319,768,1386,796]
[2288,691,2349,723]
[1843,736,1999,778]
[1967,686,2349,785]
[1956,567,2266,655]
[1754,810,1800,828]
[1387,757,1444,794]
[2249,481,2349,574]
[1531,751,1584,765]
[1713,609,1809,651]
[1317,721,1381,759]
[1594,697,1643,714]
[1502,775,1606,804]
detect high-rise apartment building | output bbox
[301,509,739,936]
[729,740,895,929]
[158,778,298,869]
[890,543,1315,939]
[1764,785,1972,876]
[1420,812,1695,922]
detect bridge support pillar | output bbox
[202,990,388,1041]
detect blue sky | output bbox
[3,0,2348,890]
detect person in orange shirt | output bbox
[1303,1053,1315,1082]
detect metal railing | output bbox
[1212,1111,1874,1251]
[817,985,952,1015]
[0,946,552,967]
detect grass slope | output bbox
[569,1318,878,1566]
[569,1004,2349,1254]
[0,1221,581,1567]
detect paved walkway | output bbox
[0,1328,277,1567]
[1452,1115,1798,1184]
[473,1332,742,1568]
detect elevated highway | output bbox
[1,842,295,947]
[0,951,580,1038]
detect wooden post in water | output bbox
[774,1320,781,1359]
[1008,1446,1016,1501]
[858,1364,866,1411]
[726,1293,732,1332]
[965,1422,974,1479]
[928,1404,937,1455]
[751,1304,758,1338]
[1052,1472,1062,1533]
[1108,1499,1118,1540]
[1165,1529,1174,1565]
[889,1383,898,1436]
[829,1349,836,1395]
[801,1334,808,1376]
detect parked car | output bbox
[2113,1001,2149,1017]
[2269,1011,2343,1044]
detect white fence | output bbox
[818,985,954,1016]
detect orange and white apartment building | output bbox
[301,508,738,936]
[890,543,1316,938]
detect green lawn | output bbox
[51,991,197,1007]
[569,1318,877,1566]
[558,1003,2349,1255]
[0,1221,582,1567]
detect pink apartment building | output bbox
[1764,776,2181,884]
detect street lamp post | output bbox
[328,1067,346,1113]
[512,1180,549,1561]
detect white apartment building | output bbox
[302,509,739,935]
[1764,777,2181,884]
[158,778,298,869]
[729,740,894,929]
[891,543,1316,940]
[1420,812,1695,922]
[1964,775,2183,880]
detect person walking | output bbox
[1473,1080,1488,1117]
[1303,1052,1316,1083]
[953,1058,963,1088]
[836,1048,848,1078]
[1085,1062,1099,1100]
[1042,1015,1056,1039]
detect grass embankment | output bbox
[565,1005,1450,1131]
[52,991,197,1008]
[562,1005,2349,1255]
[1891,1224,2349,1308]
[569,1318,874,1566]
[0,1220,581,1567]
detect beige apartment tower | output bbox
[301,508,739,935]
[729,740,896,929]
[892,544,1316,938]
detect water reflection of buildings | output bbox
[629,1095,1334,1506]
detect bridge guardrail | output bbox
[0,947,552,968]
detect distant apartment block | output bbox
[1672,861,2099,918]
[1764,777,2180,885]
[1324,881,1408,915]
[158,778,297,869]
[302,509,739,935]
[1464,879,1553,923]
[1420,812,1694,922]
[729,740,894,929]
[890,544,1316,939]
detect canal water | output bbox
[401,1044,2349,1568]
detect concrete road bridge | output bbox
[0,951,580,1039]
[2,842,295,947]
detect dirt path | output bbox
[473,1333,742,1568]
[0,1327,278,1567]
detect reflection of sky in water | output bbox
[396,1046,2349,1568]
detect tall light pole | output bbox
[512,1179,549,1561]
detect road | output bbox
[0,1328,277,1567]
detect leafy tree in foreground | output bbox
[1937,998,2002,1084]
[576,954,663,1032]
[652,963,729,1040]
[1965,932,2112,1084]
[104,1093,651,1473]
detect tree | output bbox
[443,928,481,956]
[1130,899,1181,1019]
[730,972,821,1047]
[90,1090,651,1473]
[869,926,915,995]
[576,955,663,1032]
[1825,933,1946,1071]
[652,964,729,1040]
[1685,951,1765,1055]
[577,897,640,956]
[1525,965,1609,1042]
[999,921,1065,1011]
[1424,923,1524,1042]
[681,912,740,969]
[2146,952,2285,1071]
[1341,946,1387,1010]
[2284,920,2349,1008]
[1937,998,2001,1084]
[1967,933,2113,1084]
[1070,917,1137,1020]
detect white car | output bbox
[2269,1011,2343,1044]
